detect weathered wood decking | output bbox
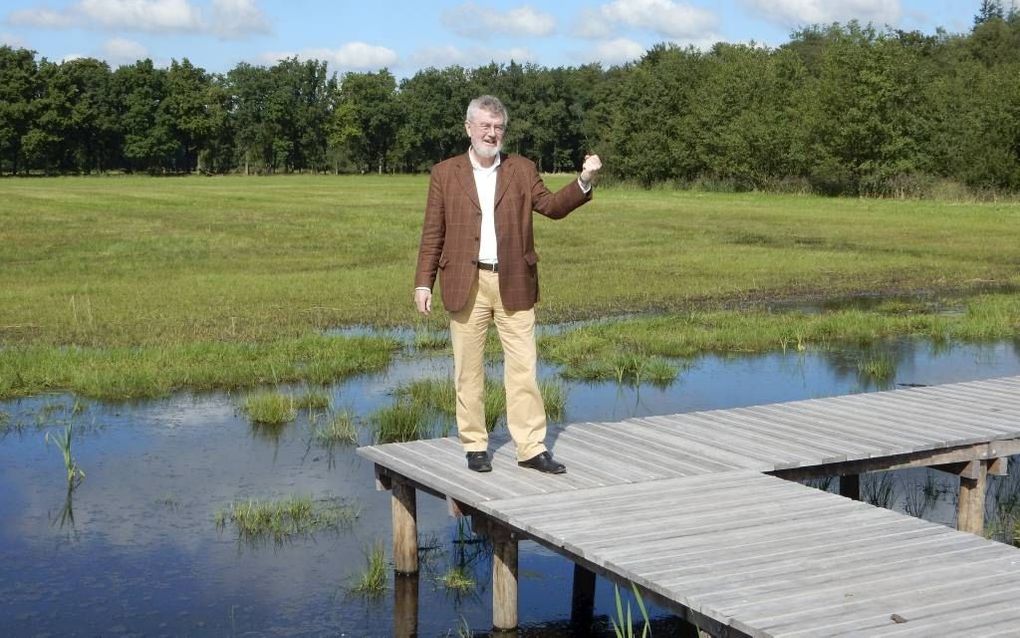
[358,375,1020,636]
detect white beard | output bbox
[472,141,501,159]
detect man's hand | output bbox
[414,288,432,315]
[580,154,602,186]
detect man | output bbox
[414,95,602,474]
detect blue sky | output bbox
[0,0,989,76]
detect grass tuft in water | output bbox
[215,496,358,544]
[856,354,896,383]
[45,422,85,489]
[313,410,358,446]
[438,566,475,592]
[243,392,296,425]
[901,473,946,519]
[370,401,432,443]
[293,390,331,410]
[350,541,388,596]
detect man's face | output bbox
[465,109,505,159]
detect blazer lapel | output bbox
[494,153,514,209]
[453,153,481,211]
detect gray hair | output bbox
[466,95,509,127]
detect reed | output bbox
[611,583,651,638]
[862,473,897,509]
[45,422,85,489]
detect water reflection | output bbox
[1,337,1020,636]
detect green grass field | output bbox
[2,174,1019,399]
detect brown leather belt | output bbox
[477,262,499,272]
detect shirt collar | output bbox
[468,148,501,172]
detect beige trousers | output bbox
[449,269,547,461]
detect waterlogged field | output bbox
[2,175,1020,635]
[1,174,1020,398]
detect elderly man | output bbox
[414,95,602,474]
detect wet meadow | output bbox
[2,175,1020,635]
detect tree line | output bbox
[1,3,1019,195]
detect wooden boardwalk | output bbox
[358,375,1020,636]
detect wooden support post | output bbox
[989,457,1008,477]
[840,473,860,501]
[957,460,988,535]
[491,525,519,631]
[570,564,596,631]
[392,478,418,574]
[393,572,419,638]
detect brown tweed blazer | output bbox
[414,152,592,313]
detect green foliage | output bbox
[4,15,1020,192]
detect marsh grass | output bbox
[856,354,897,383]
[370,400,433,443]
[4,176,1019,400]
[438,566,475,592]
[45,422,86,489]
[0,334,397,400]
[215,495,358,544]
[243,392,296,425]
[350,541,388,596]
[540,293,1020,381]
[293,390,331,410]
[313,409,358,446]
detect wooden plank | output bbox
[635,414,820,468]
[556,420,741,474]
[768,583,1020,637]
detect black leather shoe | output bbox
[466,451,492,472]
[518,451,566,474]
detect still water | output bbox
[2,337,1019,637]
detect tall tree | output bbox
[330,69,400,173]
[0,46,38,174]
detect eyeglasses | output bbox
[471,121,506,135]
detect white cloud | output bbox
[741,0,901,28]
[442,2,555,39]
[210,0,270,38]
[574,8,615,39]
[587,37,647,65]
[7,7,76,28]
[78,0,202,31]
[262,42,399,71]
[101,36,148,63]
[409,44,536,69]
[599,0,718,39]
[61,52,87,62]
[5,0,271,38]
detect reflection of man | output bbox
[414,95,602,474]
